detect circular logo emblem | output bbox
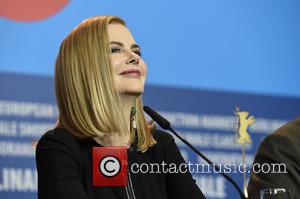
[0,0,70,22]
[99,155,121,177]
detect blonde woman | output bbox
[36,16,205,199]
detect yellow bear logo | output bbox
[235,111,255,144]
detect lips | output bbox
[119,69,141,77]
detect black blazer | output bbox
[247,117,300,198]
[36,127,205,199]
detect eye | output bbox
[132,49,142,57]
[111,47,122,54]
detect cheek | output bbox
[140,61,147,76]
[110,55,124,74]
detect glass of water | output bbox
[260,188,293,199]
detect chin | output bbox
[115,78,145,93]
[123,91,143,96]
[116,81,145,94]
[124,87,144,94]
[119,87,144,96]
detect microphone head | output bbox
[143,106,171,130]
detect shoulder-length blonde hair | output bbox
[55,16,156,152]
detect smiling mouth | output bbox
[119,69,141,77]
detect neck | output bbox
[92,94,137,147]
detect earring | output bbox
[130,106,137,129]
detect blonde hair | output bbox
[55,16,156,152]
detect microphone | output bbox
[143,106,247,199]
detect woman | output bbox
[36,16,205,199]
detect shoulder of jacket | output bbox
[259,117,300,156]
[36,127,82,157]
[152,129,175,146]
[267,117,300,142]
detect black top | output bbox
[247,117,300,199]
[36,127,206,199]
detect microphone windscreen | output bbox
[143,106,171,130]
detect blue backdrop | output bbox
[1,0,300,97]
[0,1,299,199]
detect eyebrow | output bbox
[110,41,140,49]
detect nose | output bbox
[125,50,140,65]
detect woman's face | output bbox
[107,23,147,95]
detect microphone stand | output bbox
[143,106,247,199]
[168,126,247,199]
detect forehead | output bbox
[107,23,136,44]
